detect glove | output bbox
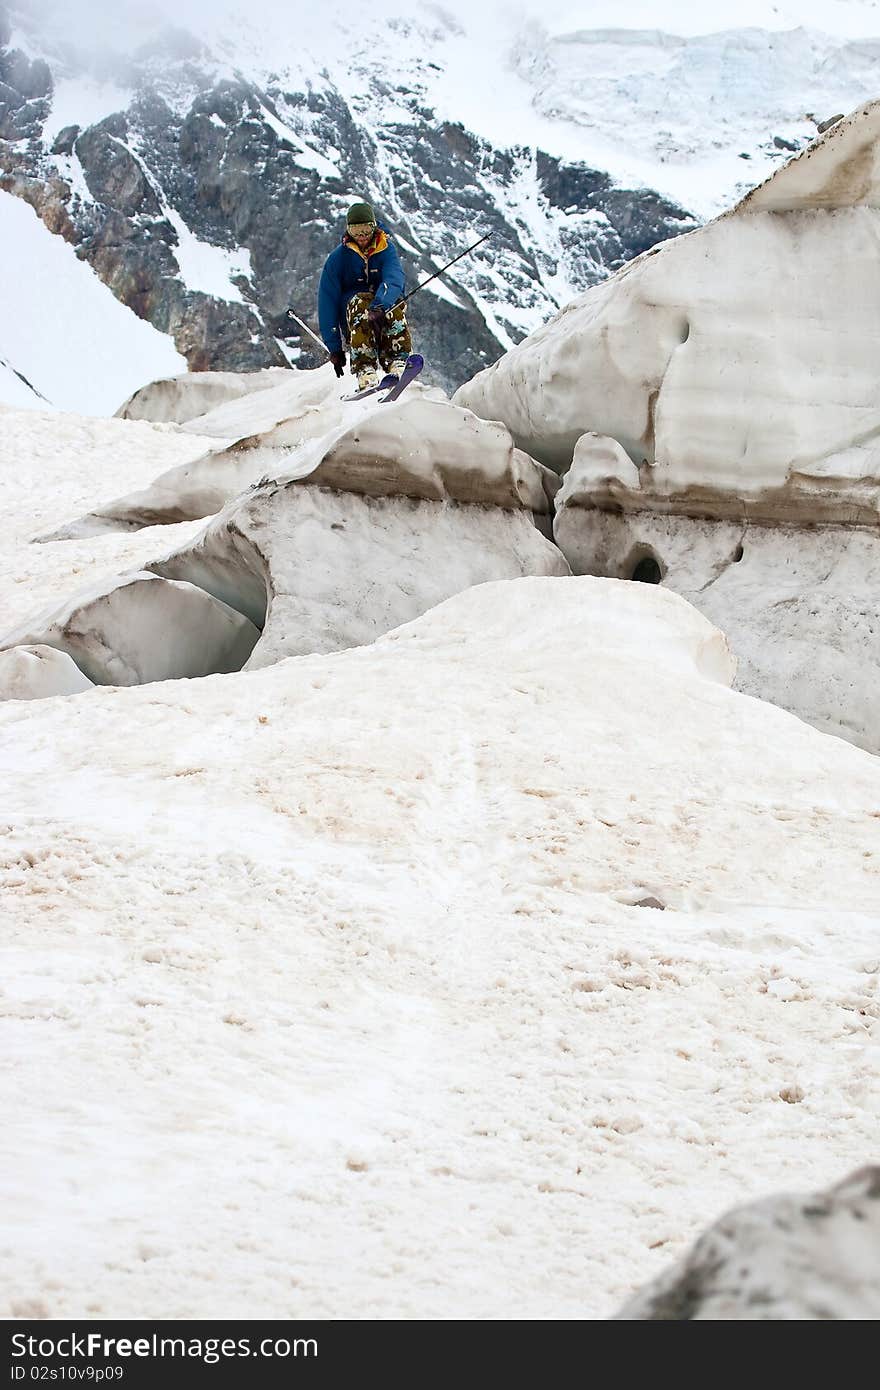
[329,350,346,378]
[367,305,386,330]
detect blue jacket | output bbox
[317,225,406,353]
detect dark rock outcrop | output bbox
[0,27,51,142]
[614,1167,880,1320]
[50,124,79,157]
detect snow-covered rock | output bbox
[49,387,555,534]
[0,572,260,686]
[309,399,557,512]
[150,477,568,669]
[115,367,295,424]
[0,643,93,700]
[615,1165,880,1320]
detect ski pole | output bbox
[286,308,329,355]
[400,231,493,306]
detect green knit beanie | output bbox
[346,201,375,226]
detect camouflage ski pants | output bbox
[346,292,412,376]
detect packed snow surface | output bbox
[0,409,216,633]
[1,399,879,1317]
[116,368,294,424]
[0,192,187,415]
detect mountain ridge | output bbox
[2,2,878,397]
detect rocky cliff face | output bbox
[0,5,696,393]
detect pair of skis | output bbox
[343,354,424,403]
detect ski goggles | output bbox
[347,221,376,237]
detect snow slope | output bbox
[0,401,878,1319]
[0,191,186,413]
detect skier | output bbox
[318,201,414,393]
